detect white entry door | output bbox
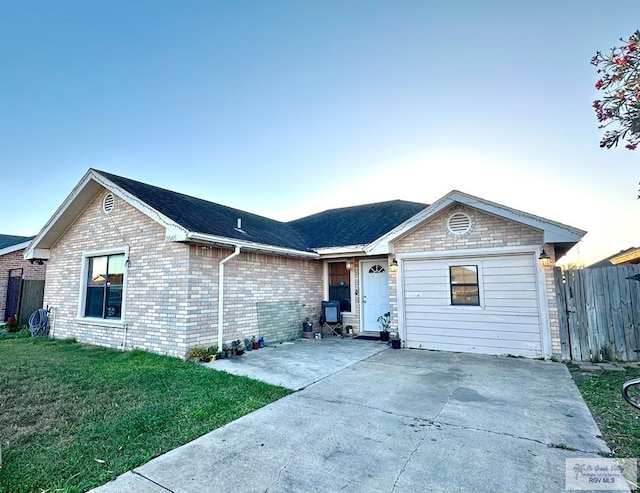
[361,260,390,331]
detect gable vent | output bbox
[102,192,115,214]
[447,212,471,235]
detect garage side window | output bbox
[449,265,480,306]
[84,253,125,319]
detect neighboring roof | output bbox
[288,200,428,249]
[588,247,640,268]
[97,170,312,253]
[0,234,33,256]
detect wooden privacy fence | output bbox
[18,279,45,325]
[554,265,640,362]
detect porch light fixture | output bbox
[390,258,399,272]
[538,250,551,267]
[345,259,353,271]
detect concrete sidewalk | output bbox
[92,342,612,493]
[203,336,389,390]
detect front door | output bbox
[361,260,390,332]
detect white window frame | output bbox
[445,260,484,309]
[77,246,129,326]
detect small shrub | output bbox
[186,347,207,361]
[186,345,218,362]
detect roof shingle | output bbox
[95,170,427,252]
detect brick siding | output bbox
[43,188,323,358]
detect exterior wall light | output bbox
[538,250,551,267]
[346,259,353,270]
[390,258,399,272]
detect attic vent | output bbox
[447,212,471,235]
[102,193,115,214]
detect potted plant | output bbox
[252,336,259,350]
[233,339,244,356]
[222,343,231,358]
[377,312,391,341]
[302,303,319,332]
[244,338,252,351]
[390,332,401,349]
[206,345,217,360]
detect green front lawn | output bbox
[0,337,291,493]
[568,364,640,458]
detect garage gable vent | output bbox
[102,192,115,214]
[447,212,471,235]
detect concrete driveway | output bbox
[92,338,610,493]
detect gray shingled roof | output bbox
[0,234,33,250]
[96,170,311,252]
[288,200,427,248]
[95,170,427,251]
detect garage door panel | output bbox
[483,274,537,284]
[403,253,543,358]
[406,336,542,357]
[482,256,534,266]
[409,331,542,348]
[482,297,539,309]
[405,317,541,335]
[404,305,540,322]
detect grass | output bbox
[568,363,640,458]
[0,336,291,493]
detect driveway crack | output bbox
[434,420,607,455]
[131,470,175,492]
[389,387,454,492]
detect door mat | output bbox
[352,335,380,341]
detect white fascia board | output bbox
[25,169,98,258]
[24,170,191,259]
[187,232,320,259]
[444,191,586,243]
[367,190,586,252]
[314,244,369,257]
[0,240,31,257]
[90,172,190,241]
[397,244,540,260]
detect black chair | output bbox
[320,300,343,337]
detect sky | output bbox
[1,0,638,266]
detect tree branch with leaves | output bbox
[592,30,640,150]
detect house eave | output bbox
[186,232,319,259]
[0,240,32,257]
[24,169,191,259]
[367,190,586,252]
[314,244,371,257]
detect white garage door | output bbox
[403,254,543,358]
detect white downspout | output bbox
[218,246,241,350]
